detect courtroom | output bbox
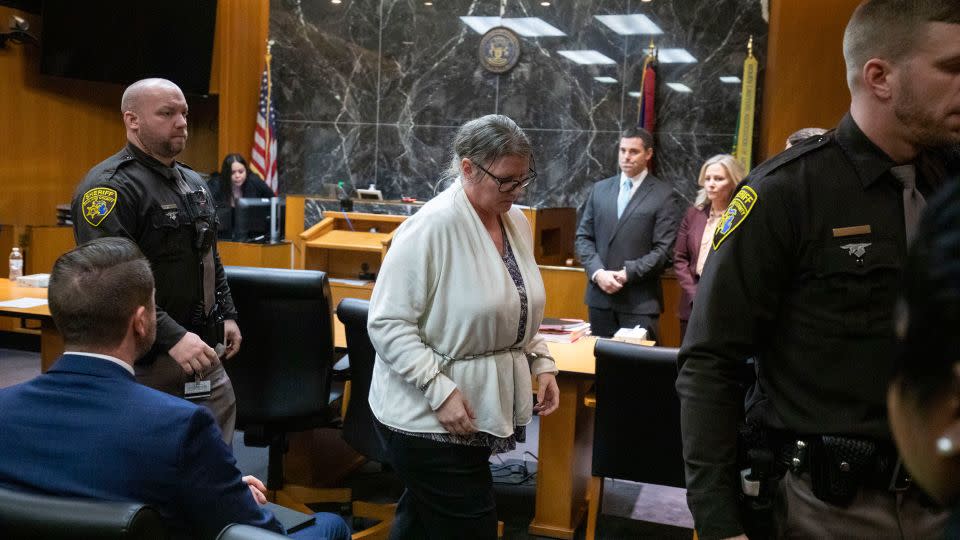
[1,1,958,539]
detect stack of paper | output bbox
[539,317,591,343]
[15,273,50,288]
[612,325,650,345]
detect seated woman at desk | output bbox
[367,114,560,539]
[209,153,274,208]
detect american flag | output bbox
[251,61,278,193]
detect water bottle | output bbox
[9,247,23,281]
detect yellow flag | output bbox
[734,37,758,173]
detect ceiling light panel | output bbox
[658,48,697,63]
[459,16,566,37]
[557,50,617,65]
[594,14,663,35]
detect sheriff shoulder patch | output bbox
[81,187,118,227]
[712,185,757,250]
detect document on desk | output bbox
[0,298,48,308]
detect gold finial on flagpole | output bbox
[265,39,275,64]
[648,38,656,56]
[747,35,753,58]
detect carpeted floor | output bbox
[0,344,694,539]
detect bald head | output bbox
[121,78,189,165]
[121,78,182,115]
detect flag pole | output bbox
[264,40,274,185]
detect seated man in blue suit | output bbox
[0,237,350,540]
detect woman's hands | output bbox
[535,373,559,416]
[437,373,559,435]
[436,389,478,435]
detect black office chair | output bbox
[336,298,396,540]
[337,298,387,464]
[585,339,685,540]
[0,485,166,539]
[224,266,344,514]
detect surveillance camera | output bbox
[10,15,29,32]
[0,16,39,49]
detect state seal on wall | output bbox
[479,27,520,74]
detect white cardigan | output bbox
[367,182,558,437]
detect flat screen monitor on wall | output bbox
[39,0,218,95]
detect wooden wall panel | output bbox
[0,6,218,226]
[216,0,270,163]
[759,0,862,160]
[25,226,74,275]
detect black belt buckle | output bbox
[887,458,913,492]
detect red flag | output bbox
[637,53,656,134]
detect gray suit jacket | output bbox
[575,173,680,314]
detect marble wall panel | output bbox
[271,0,768,213]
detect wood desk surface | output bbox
[0,279,50,319]
[306,230,391,252]
[546,337,596,375]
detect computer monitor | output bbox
[216,207,234,240]
[234,198,286,242]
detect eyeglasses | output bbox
[471,160,538,193]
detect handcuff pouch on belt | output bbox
[799,435,878,507]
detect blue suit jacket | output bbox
[0,354,283,539]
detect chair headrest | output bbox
[337,297,370,326]
[0,485,165,539]
[594,339,680,366]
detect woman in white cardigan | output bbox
[367,115,560,539]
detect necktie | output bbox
[890,164,925,244]
[617,178,633,219]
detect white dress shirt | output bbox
[63,351,135,375]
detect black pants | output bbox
[588,308,659,343]
[377,424,497,540]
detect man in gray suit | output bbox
[575,128,679,340]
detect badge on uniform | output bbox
[81,187,118,227]
[184,375,212,400]
[840,243,871,258]
[713,185,758,250]
[161,203,179,222]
